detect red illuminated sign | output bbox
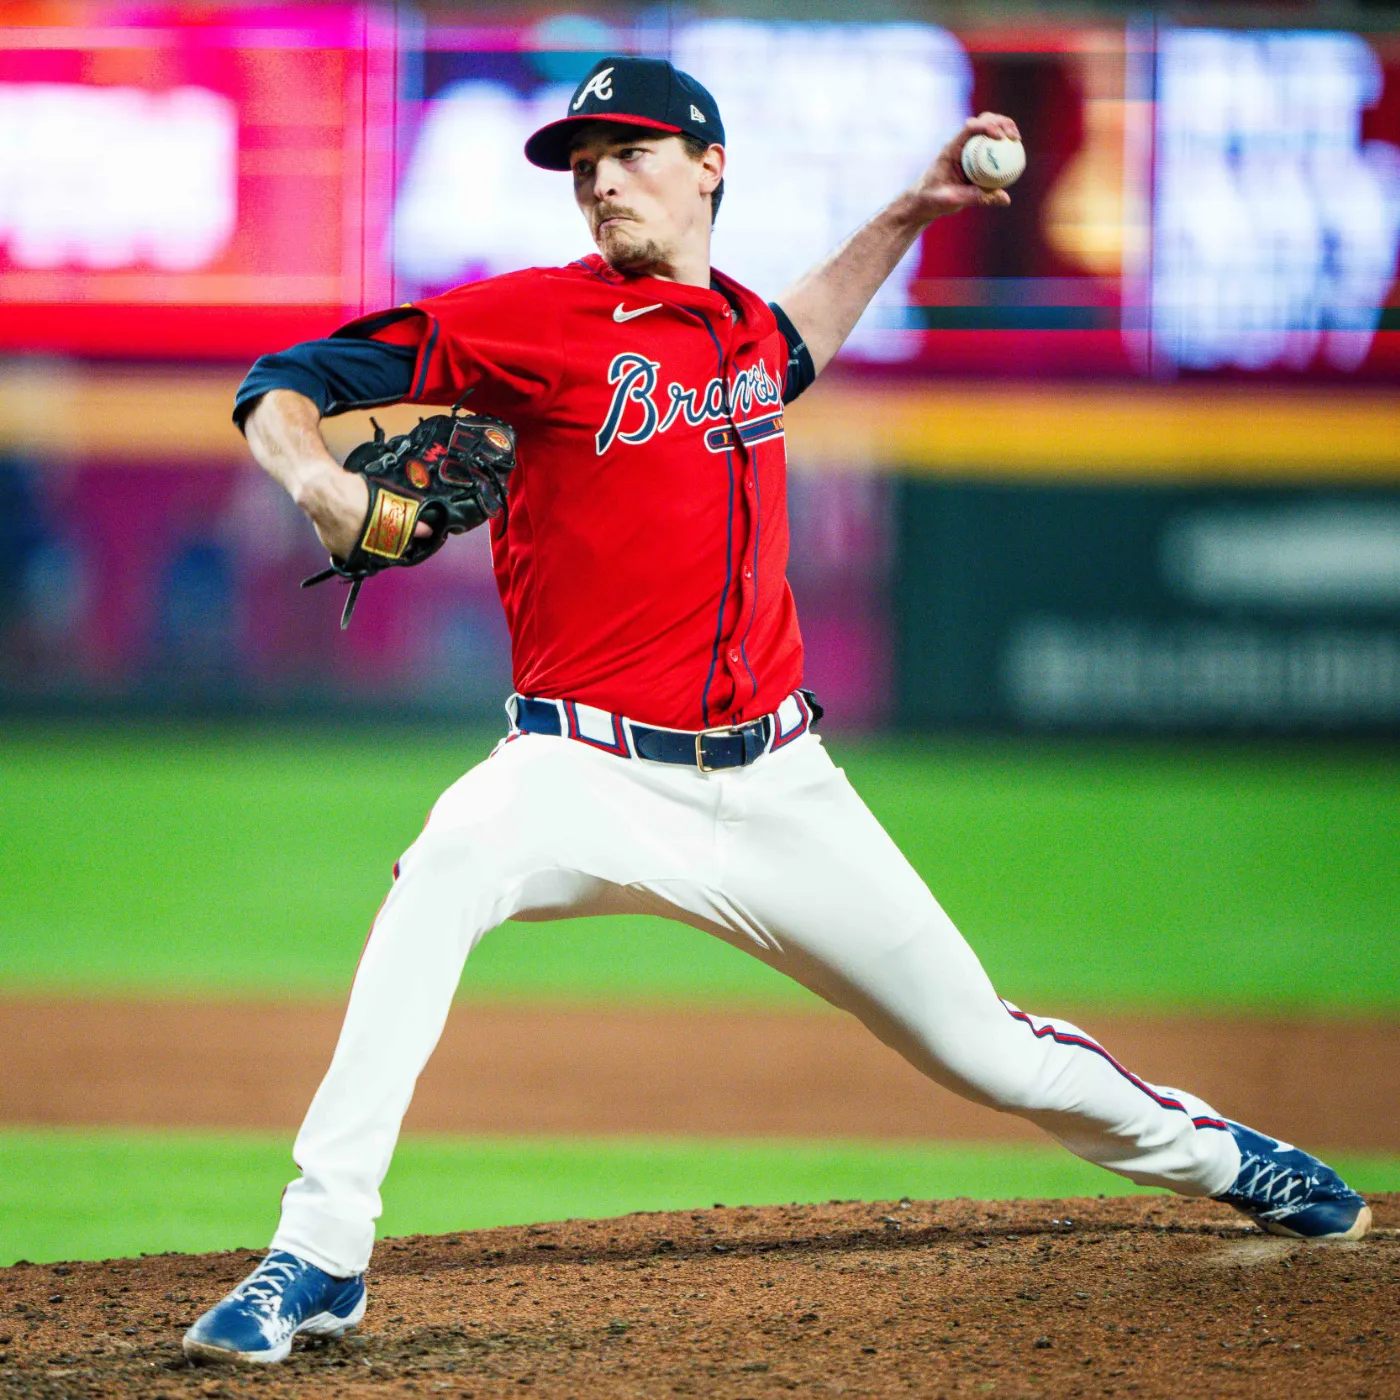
[0,4,398,357]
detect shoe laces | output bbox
[230,1256,304,1318]
[1234,1151,1315,1210]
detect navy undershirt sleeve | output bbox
[232,338,418,432]
[768,302,817,403]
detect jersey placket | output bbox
[714,302,761,725]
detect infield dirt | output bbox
[4,998,1398,1149]
[1,1195,1396,1399]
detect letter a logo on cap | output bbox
[572,66,615,110]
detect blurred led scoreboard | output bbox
[0,3,396,356]
[2,6,1399,378]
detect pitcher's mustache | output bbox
[595,205,639,228]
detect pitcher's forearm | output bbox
[775,192,929,376]
[244,390,343,509]
[243,389,368,559]
[775,113,1018,379]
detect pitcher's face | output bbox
[569,124,722,276]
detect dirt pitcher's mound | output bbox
[2,1196,1396,1400]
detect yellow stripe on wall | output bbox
[785,378,1400,480]
[0,365,427,466]
[1,363,1398,481]
[0,364,247,464]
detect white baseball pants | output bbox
[273,727,1240,1277]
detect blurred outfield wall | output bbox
[2,3,1399,731]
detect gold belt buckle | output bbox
[695,724,745,773]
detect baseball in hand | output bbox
[961,135,1026,191]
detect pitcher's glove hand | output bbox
[302,406,517,628]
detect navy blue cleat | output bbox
[1214,1121,1372,1241]
[183,1250,367,1365]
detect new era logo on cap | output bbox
[525,55,725,170]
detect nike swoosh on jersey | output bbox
[613,302,663,323]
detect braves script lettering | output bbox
[595,353,782,454]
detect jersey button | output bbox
[744,477,755,492]
[728,648,740,664]
[742,564,753,580]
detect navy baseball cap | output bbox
[525,56,724,170]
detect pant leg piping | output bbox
[1001,1002,1229,1131]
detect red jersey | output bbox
[351,255,804,730]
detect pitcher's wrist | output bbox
[293,460,353,522]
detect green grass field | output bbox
[3,724,1397,1266]
[4,1127,1398,1268]
[2,725,1397,1012]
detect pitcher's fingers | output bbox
[971,111,1021,142]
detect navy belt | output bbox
[508,692,819,772]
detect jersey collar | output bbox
[575,253,752,322]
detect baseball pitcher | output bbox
[184,57,1370,1366]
